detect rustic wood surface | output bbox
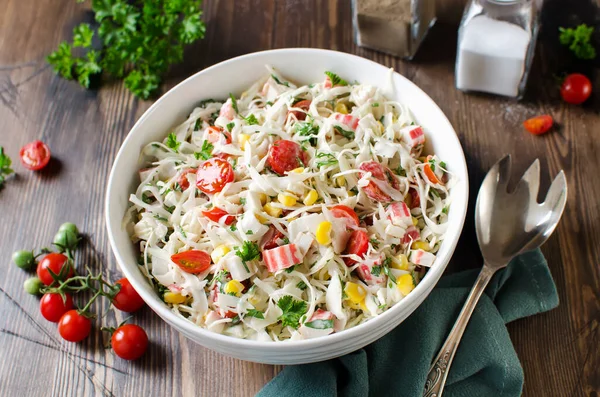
[1,0,599,396]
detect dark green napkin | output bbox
[257,250,558,397]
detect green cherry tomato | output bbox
[24,277,43,295]
[12,250,36,270]
[58,222,79,236]
[53,229,79,251]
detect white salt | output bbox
[456,15,531,98]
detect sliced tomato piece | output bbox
[407,188,420,209]
[260,225,285,250]
[402,226,421,244]
[523,115,553,135]
[20,140,51,171]
[330,205,360,229]
[202,207,235,225]
[267,140,308,175]
[196,158,235,194]
[343,230,369,265]
[424,163,441,185]
[177,168,197,190]
[288,100,311,121]
[206,126,232,144]
[171,250,212,274]
[358,161,400,202]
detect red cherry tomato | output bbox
[560,73,592,105]
[111,324,148,360]
[523,115,554,135]
[202,207,235,225]
[288,100,312,121]
[358,161,400,202]
[40,293,74,323]
[37,253,73,286]
[112,278,145,313]
[260,225,285,250]
[176,168,197,190]
[330,205,360,229]
[58,310,92,342]
[196,158,235,194]
[344,229,369,265]
[171,250,212,274]
[20,140,51,171]
[408,188,420,209]
[267,140,308,175]
[206,126,232,144]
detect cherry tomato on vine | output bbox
[523,115,553,135]
[20,140,51,171]
[40,293,74,323]
[560,73,592,105]
[58,310,92,342]
[111,324,148,360]
[37,253,73,286]
[112,278,145,313]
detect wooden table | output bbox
[1,0,598,396]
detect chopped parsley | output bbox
[265,101,274,106]
[305,319,334,329]
[369,238,380,249]
[235,241,260,263]
[194,140,213,160]
[440,161,447,170]
[333,125,355,140]
[229,224,237,232]
[285,265,297,274]
[194,118,203,131]
[296,281,308,290]
[282,237,290,244]
[141,192,153,204]
[559,24,596,60]
[226,122,235,132]
[315,152,338,168]
[239,197,246,205]
[245,309,265,319]
[245,114,259,125]
[442,206,449,214]
[394,165,406,177]
[154,215,168,222]
[178,225,187,238]
[382,257,396,283]
[166,133,180,152]
[295,120,319,137]
[428,158,436,171]
[371,265,382,276]
[229,93,239,113]
[325,71,348,86]
[245,230,254,235]
[164,205,176,214]
[371,102,379,107]
[277,295,308,329]
[271,74,290,87]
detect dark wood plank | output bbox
[0,0,598,396]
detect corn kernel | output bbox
[412,217,419,226]
[344,282,366,303]
[278,193,297,207]
[224,280,245,296]
[412,241,431,251]
[291,167,305,173]
[397,274,415,296]
[255,213,268,224]
[211,245,230,264]
[346,299,368,311]
[303,189,318,206]
[258,193,268,205]
[335,176,346,187]
[263,203,283,218]
[392,254,410,271]
[248,294,261,306]
[238,134,251,150]
[316,221,332,245]
[335,103,349,114]
[377,121,384,131]
[164,292,187,304]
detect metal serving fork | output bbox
[423,155,567,397]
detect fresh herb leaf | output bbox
[382,258,396,283]
[265,101,274,106]
[282,237,290,244]
[226,122,235,132]
[271,74,290,87]
[194,141,213,160]
[229,94,239,113]
[285,265,297,274]
[442,206,449,214]
[154,215,168,222]
[239,197,246,205]
[333,125,355,140]
[371,265,382,276]
[295,120,319,137]
[305,319,334,329]
[0,147,14,188]
[430,189,440,198]
[166,133,180,152]
[245,230,254,235]
[164,205,176,214]
[229,224,237,232]
[325,71,348,86]
[369,238,379,249]
[245,114,259,125]
[394,165,406,177]
[428,158,436,172]
[315,152,338,168]
[245,309,265,319]
[73,23,94,48]
[439,161,447,169]
[559,24,596,60]
[277,295,308,329]
[296,281,307,290]
[371,102,379,107]
[178,225,187,238]
[141,193,153,204]
[194,118,203,131]
[47,42,75,79]
[235,241,260,263]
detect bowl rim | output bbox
[105,47,469,350]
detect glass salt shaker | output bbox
[455,0,540,99]
[352,0,437,59]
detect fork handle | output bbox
[423,264,497,397]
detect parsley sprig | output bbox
[47,0,206,99]
[166,133,180,152]
[194,141,213,160]
[325,71,348,87]
[0,147,14,189]
[277,295,308,329]
[559,24,596,60]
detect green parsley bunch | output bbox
[47,0,206,99]
[559,24,596,60]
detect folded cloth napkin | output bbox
[257,249,558,397]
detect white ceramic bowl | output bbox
[105,48,469,365]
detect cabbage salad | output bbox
[126,67,454,341]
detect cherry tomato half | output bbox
[206,126,232,144]
[523,115,553,135]
[344,229,369,265]
[111,324,148,360]
[202,207,235,225]
[560,73,592,105]
[267,140,308,175]
[288,100,312,121]
[407,188,421,209]
[358,161,400,202]
[112,278,145,313]
[171,250,211,274]
[260,225,285,250]
[196,158,234,194]
[176,168,197,191]
[20,140,51,171]
[423,163,441,184]
[58,310,92,342]
[40,293,74,323]
[330,205,360,229]
[37,253,73,286]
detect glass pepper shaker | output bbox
[455,0,540,99]
[352,0,437,59]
